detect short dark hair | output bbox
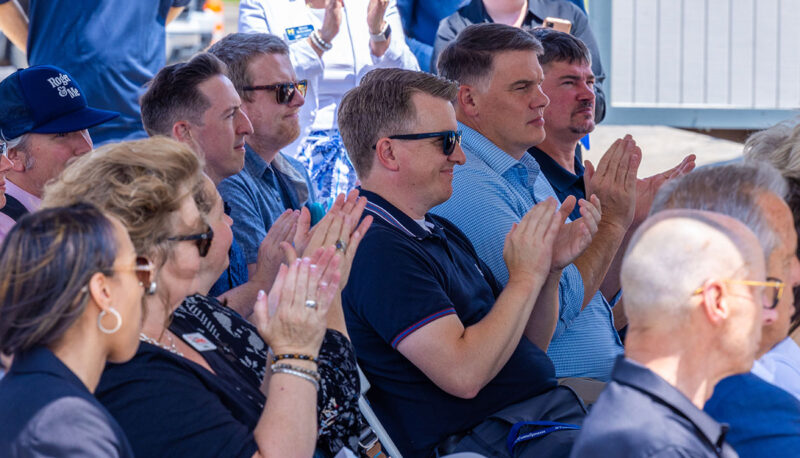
[530,27,591,68]
[338,68,458,178]
[208,33,289,103]
[140,52,228,136]
[437,23,544,85]
[0,203,118,356]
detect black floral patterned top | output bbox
[171,294,363,457]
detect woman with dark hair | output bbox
[0,203,153,457]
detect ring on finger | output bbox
[305,300,318,309]
[335,239,347,252]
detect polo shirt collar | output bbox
[358,188,441,241]
[10,346,89,394]
[613,357,730,452]
[528,146,584,194]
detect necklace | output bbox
[139,332,184,357]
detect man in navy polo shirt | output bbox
[0,65,119,242]
[572,209,764,457]
[339,67,595,457]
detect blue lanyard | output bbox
[506,421,581,456]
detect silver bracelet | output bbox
[271,366,320,391]
[270,363,321,382]
[310,30,333,52]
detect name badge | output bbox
[182,332,217,352]
[285,24,315,42]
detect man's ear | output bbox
[456,84,481,118]
[7,147,28,172]
[172,121,192,143]
[374,137,400,172]
[699,279,730,326]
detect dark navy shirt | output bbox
[705,372,800,457]
[0,347,134,457]
[571,357,738,458]
[96,343,260,458]
[343,189,558,456]
[529,146,586,221]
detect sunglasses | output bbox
[167,225,214,257]
[382,130,462,156]
[242,79,308,105]
[112,256,156,295]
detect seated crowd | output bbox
[0,3,799,457]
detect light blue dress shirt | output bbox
[432,123,622,380]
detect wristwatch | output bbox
[369,22,392,42]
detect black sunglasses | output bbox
[380,130,462,156]
[242,79,308,105]
[167,225,214,257]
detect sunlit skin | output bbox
[537,59,595,173]
[457,50,550,160]
[241,53,305,163]
[7,130,92,198]
[183,75,253,185]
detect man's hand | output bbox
[552,194,601,270]
[252,209,299,285]
[503,198,561,284]
[633,154,696,226]
[584,135,642,232]
[366,0,390,34]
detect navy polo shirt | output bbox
[529,146,585,221]
[0,347,134,457]
[704,373,800,457]
[571,357,737,457]
[343,189,557,457]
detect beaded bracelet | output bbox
[272,353,319,364]
[272,366,320,391]
[270,363,321,382]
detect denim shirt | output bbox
[218,145,316,265]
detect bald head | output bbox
[622,209,765,329]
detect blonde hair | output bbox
[42,136,205,262]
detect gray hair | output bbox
[651,161,787,261]
[744,116,800,181]
[2,133,33,169]
[207,33,289,103]
[622,209,762,327]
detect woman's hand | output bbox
[366,0,389,34]
[290,190,373,290]
[253,247,342,356]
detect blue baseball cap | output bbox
[0,65,119,141]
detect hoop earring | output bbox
[146,281,158,296]
[98,308,122,334]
